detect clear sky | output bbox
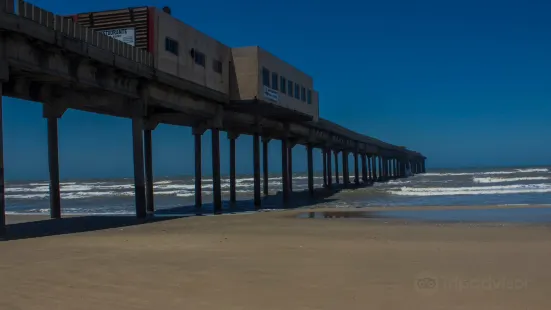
[2,0,550,180]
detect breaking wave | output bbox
[473,176,550,184]
[389,184,551,196]
[424,168,549,177]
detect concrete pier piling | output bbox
[46,116,61,219]
[253,133,261,208]
[144,129,154,214]
[326,148,332,187]
[262,138,269,196]
[354,146,360,185]
[307,144,314,196]
[322,149,327,187]
[343,151,350,185]
[193,129,203,211]
[361,153,367,183]
[334,150,340,184]
[281,138,290,203]
[211,129,222,214]
[287,144,293,192]
[228,133,238,204]
[132,118,147,219]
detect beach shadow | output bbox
[2,215,178,241]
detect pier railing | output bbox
[0,0,154,67]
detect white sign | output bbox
[263,86,279,103]
[99,28,136,46]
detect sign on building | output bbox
[99,28,136,46]
[263,86,279,103]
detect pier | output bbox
[0,0,426,235]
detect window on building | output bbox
[271,72,278,90]
[301,86,306,102]
[307,89,312,104]
[165,37,178,55]
[280,76,286,94]
[294,83,300,100]
[194,50,206,67]
[287,80,293,97]
[212,59,222,74]
[262,67,270,87]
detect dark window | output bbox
[301,86,306,102]
[165,37,178,55]
[262,67,270,87]
[271,72,278,90]
[194,50,205,67]
[307,89,312,104]
[294,83,300,99]
[212,59,222,74]
[280,76,286,94]
[287,80,293,97]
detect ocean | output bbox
[4,166,551,215]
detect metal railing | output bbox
[1,0,154,67]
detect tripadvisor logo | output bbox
[414,272,527,295]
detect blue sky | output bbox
[3,0,551,180]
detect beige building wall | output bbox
[231,46,319,121]
[153,9,231,96]
[230,46,259,101]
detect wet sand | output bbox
[1,205,551,310]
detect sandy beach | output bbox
[1,206,551,310]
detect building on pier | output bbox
[229,46,319,122]
[68,6,319,122]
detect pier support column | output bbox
[228,132,238,204]
[354,150,359,185]
[307,144,314,197]
[322,149,327,187]
[378,156,385,182]
[372,155,377,182]
[386,157,390,179]
[334,150,340,184]
[132,118,146,218]
[144,129,154,214]
[288,144,294,192]
[394,159,398,178]
[253,133,261,208]
[367,154,372,182]
[0,84,4,235]
[43,103,67,219]
[343,151,349,185]
[326,148,332,187]
[281,138,290,203]
[211,129,222,214]
[262,138,270,196]
[47,117,61,219]
[361,153,367,183]
[193,128,204,211]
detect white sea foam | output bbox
[516,168,549,173]
[389,184,551,196]
[424,168,549,177]
[387,180,411,185]
[154,180,172,185]
[473,176,550,184]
